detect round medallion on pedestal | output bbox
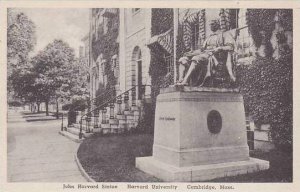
[207,110,222,134]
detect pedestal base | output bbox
[136,156,269,182]
[136,87,270,181]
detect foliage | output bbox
[7,11,36,74]
[8,101,22,107]
[237,51,292,151]
[151,9,173,36]
[9,64,39,104]
[146,9,174,132]
[32,39,76,103]
[91,9,119,92]
[7,10,36,97]
[62,98,87,111]
[246,9,277,47]
[68,58,90,99]
[277,9,293,31]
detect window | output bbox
[228,9,239,29]
[132,8,140,15]
[164,54,174,74]
[103,17,108,34]
[191,22,201,50]
[236,9,255,64]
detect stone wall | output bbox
[124,9,151,98]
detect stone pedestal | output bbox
[136,86,269,182]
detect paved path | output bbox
[7,110,86,182]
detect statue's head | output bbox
[210,19,220,32]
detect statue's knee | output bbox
[191,55,206,63]
[179,57,189,66]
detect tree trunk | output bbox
[37,102,40,113]
[56,98,59,119]
[45,100,49,116]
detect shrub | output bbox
[237,53,292,152]
[62,103,72,111]
[64,98,88,111]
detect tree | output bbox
[9,64,40,110]
[68,57,90,99]
[32,40,76,117]
[7,10,36,104]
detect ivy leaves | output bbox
[237,53,292,151]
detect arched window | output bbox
[131,46,143,99]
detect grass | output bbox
[77,133,292,182]
[77,133,161,182]
[212,149,292,182]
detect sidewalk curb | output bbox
[58,131,83,143]
[74,149,96,182]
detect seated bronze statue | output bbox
[177,19,236,87]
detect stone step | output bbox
[109,119,119,125]
[124,110,134,115]
[73,123,96,130]
[127,122,138,128]
[110,124,118,129]
[93,128,102,133]
[133,111,140,116]
[118,119,126,125]
[59,131,83,143]
[131,106,139,111]
[126,115,134,120]
[101,123,111,129]
[67,127,80,136]
[66,127,93,138]
[102,128,111,135]
[111,128,119,134]
[133,115,140,121]
[116,114,126,120]
[118,124,126,129]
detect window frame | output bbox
[132,8,141,15]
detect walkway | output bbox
[7,110,86,182]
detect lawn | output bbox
[77,133,292,182]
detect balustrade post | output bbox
[124,92,129,111]
[86,112,91,133]
[117,95,122,115]
[93,100,97,110]
[61,113,64,131]
[94,109,99,128]
[102,107,107,124]
[109,102,115,119]
[79,118,83,139]
[131,87,136,107]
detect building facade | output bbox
[88,8,292,103]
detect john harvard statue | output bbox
[177,19,237,87]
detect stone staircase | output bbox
[60,86,143,141]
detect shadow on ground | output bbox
[78,133,292,182]
[22,112,62,122]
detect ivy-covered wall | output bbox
[91,9,119,96]
[149,9,173,100]
[238,9,293,151]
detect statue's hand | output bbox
[184,51,193,57]
[213,47,222,53]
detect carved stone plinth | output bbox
[136,86,269,181]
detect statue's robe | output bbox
[187,30,236,86]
